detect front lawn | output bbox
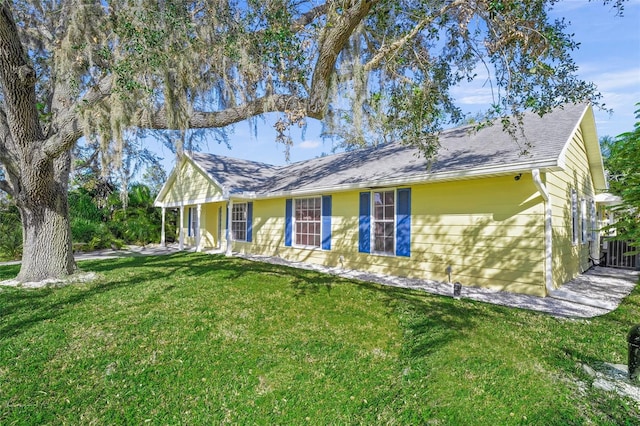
[1,253,638,424]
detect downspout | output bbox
[532,169,554,295]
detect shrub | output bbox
[124,214,159,246]
[71,217,101,244]
[69,189,104,222]
[0,202,22,260]
[0,223,22,260]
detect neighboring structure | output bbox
[595,193,639,269]
[154,103,611,296]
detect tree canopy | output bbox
[602,104,640,251]
[2,0,626,175]
[0,0,628,282]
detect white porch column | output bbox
[196,204,202,252]
[226,200,233,256]
[160,207,166,247]
[179,205,185,251]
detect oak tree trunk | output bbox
[15,151,76,282]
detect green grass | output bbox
[1,253,639,425]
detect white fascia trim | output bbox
[556,103,608,192]
[228,191,257,201]
[580,106,608,191]
[531,169,554,295]
[155,194,228,208]
[557,104,607,192]
[557,104,589,171]
[235,159,561,200]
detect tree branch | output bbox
[73,148,100,171]
[0,161,15,197]
[42,75,113,159]
[144,94,308,129]
[292,4,328,30]
[307,0,377,118]
[364,0,464,72]
[364,22,428,72]
[0,105,10,151]
[0,2,43,144]
[0,177,13,196]
[0,106,19,176]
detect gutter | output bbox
[232,159,563,201]
[531,169,554,295]
[154,151,563,206]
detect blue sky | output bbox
[152,1,640,172]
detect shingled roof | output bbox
[178,103,601,200]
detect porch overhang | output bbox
[595,192,622,206]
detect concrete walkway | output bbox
[2,246,638,318]
[234,253,639,318]
[0,245,184,266]
[74,245,186,261]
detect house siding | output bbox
[201,202,224,249]
[233,198,287,255]
[547,125,598,288]
[178,201,229,250]
[158,158,229,249]
[154,105,610,297]
[232,175,547,296]
[161,159,225,206]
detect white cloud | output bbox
[298,140,321,149]
[590,68,640,92]
[451,78,497,106]
[455,90,496,106]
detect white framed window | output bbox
[294,197,321,247]
[231,203,247,241]
[373,190,395,255]
[571,189,579,245]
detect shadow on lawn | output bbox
[0,252,511,358]
[0,255,184,338]
[350,281,497,358]
[0,253,338,338]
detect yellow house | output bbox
[154,104,609,296]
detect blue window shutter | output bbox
[246,202,253,242]
[187,207,192,237]
[396,188,411,257]
[285,199,292,247]
[359,192,370,253]
[321,195,332,250]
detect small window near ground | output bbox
[231,203,247,241]
[294,197,321,247]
